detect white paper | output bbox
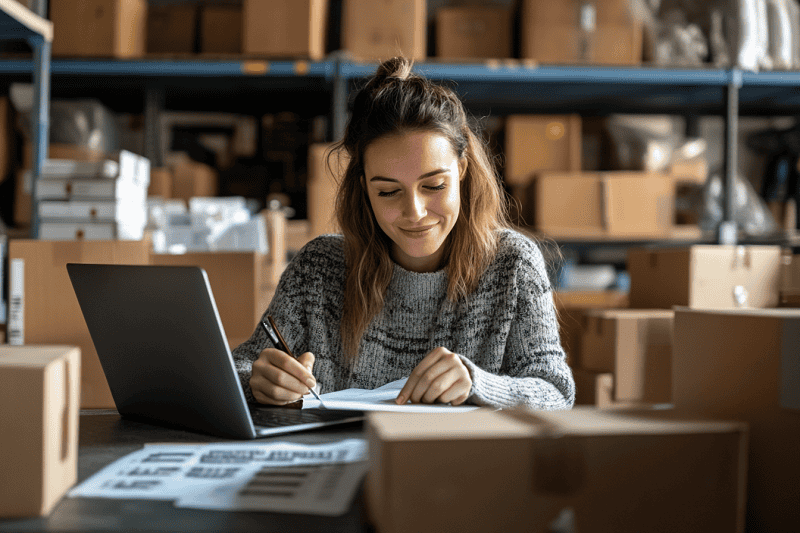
[68,439,368,515]
[302,378,479,412]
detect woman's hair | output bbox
[330,56,510,360]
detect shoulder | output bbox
[487,229,551,292]
[284,234,346,281]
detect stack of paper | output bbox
[32,150,151,240]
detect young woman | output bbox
[233,57,574,410]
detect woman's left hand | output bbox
[396,347,472,405]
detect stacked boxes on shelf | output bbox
[33,151,150,241]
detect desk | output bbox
[0,410,372,533]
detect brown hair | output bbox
[330,57,510,361]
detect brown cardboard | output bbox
[342,0,426,61]
[7,240,151,408]
[307,143,347,238]
[572,368,614,407]
[51,0,147,58]
[672,308,800,533]
[436,6,512,60]
[781,250,800,291]
[553,289,628,367]
[171,159,218,201]
[520,0,643,65]
[150,210,287,345]
[147,167,173,198]
[534,171,674,238]
[201,4,242,54]
[627,245,782,309]
[147,3,197,54]
[243,0,328,60]
[0,346,81,517]
[504,115,581,187]
[580,309,673,403]
[366,408,747,533]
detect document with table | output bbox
[68,439,368,515]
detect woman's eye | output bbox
[426,184,446,191]
[377,190,399,197]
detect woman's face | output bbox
[364,131,466,273]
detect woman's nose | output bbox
[402,191,426,220]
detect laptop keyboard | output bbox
[248,405,364,429]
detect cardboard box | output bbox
[243,0,328,60]
[505,115,581,187]
[534,171,674,238]
[572,368,614,407]
[672,307,800,533]
[147,3,198,54]
[171,159,218,201]
[366,408,747,533]
[520,0,643,65]
[342,0,426,61]
[781,250,800,291]
[51,0,147,58]
[147,167,173,198]
[436,6,512,60]
[0,346,80,517]
[580,309,673,403]
[150,210,286,346]
[307,143,347,238]
[201,4,242,54]
[553,289,628,367]
[627,245,782,309]
[7,240,151,408]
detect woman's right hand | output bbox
[250,348,317,405]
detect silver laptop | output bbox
[67,263,364,439]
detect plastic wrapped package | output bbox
[16,96,119,153]
[606,115,685,171]
[693,169,779,236]
[766,0,793,69]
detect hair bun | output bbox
[373,57,414,85]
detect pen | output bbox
[261,315,326,406]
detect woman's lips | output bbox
[399,225,434,237]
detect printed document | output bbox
[302,377,479,412]
[68,439,367,515]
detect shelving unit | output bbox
[1,54,798,244]
[0,0,51,238]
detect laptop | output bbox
[67,263,365,439]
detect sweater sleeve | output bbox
[231,239,323,403]
[460,237,575,410]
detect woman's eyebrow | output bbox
[369,168,449,183]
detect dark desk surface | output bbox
[0,410,372,533]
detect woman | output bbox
[233,57,574,410]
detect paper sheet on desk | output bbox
[68,439,368,515]
[302,377,479,412]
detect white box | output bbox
[39,220,146,240]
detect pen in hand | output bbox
[260,316,326,407]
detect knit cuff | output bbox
[458,355,520,409]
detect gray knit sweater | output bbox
[233,229,575,410]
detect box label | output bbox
[8,258,24,345]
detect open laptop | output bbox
[67,263,364,439]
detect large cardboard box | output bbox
[147,167,173,198]
[535,171,674,238]
[553,289,628,367]
[0,346,80,517]
[307,143,348,238]
[628,245,782,309]
[580,309,673,403]
[571,368,614,407]
[520,0,643,65]
[367,408,747,533]
[7,240,151,408]
[436,6,512,60]
[672,308,800,533]
[150,210,287,348]
[51,0,147,58]
[504,115,581,187]
[147,3,197,54]
[243,0,328,60]
[342,0,426,61]
[201,4,242,54]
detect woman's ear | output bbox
[458,157,468,181]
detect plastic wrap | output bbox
[767,0,793,69]
[16,96,119,153]
[606,115,685,171]
[694,169,779,235]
